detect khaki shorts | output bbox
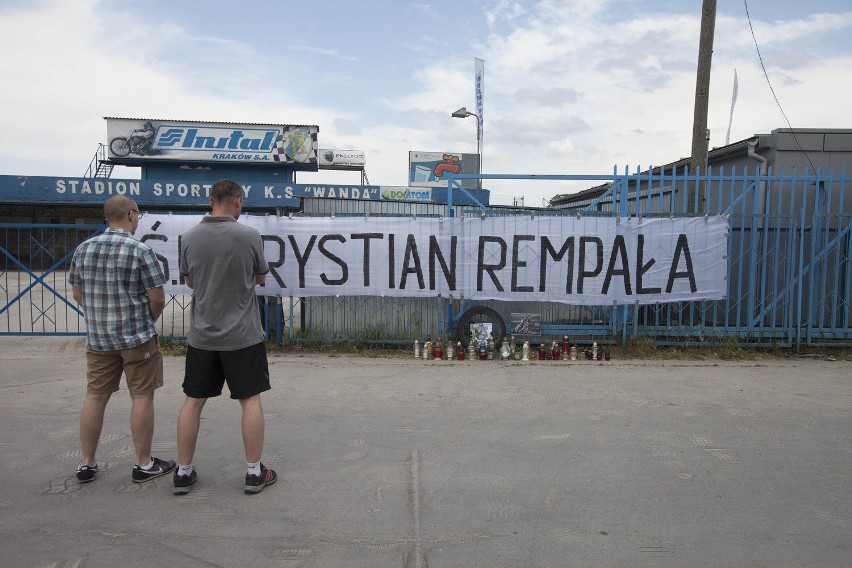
[86,335,163,395]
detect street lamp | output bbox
[451,106,481,189]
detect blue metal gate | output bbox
[0,223,101,336]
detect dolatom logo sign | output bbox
[381,187,433,202]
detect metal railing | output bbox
[83,143,112,179]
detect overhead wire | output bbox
[743,0,818,174]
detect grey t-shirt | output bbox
[179,216,269,350]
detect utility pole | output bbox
[689,0,717,212]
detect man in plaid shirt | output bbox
[69,195,176,484]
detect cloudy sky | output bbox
[1,0,850,205]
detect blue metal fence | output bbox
[0,223,101,336]
[2,168,850,348]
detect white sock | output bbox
[178,464,194,476]
[139,458,154,470]
[247,461,261,476]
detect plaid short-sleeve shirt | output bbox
[69,227,167,351]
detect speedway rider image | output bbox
[109,121,158,157]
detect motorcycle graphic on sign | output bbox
[109,121,158,157]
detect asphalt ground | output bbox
[0,337,849,568]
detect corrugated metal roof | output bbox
[550,135,759,206]
[103,117,318,129]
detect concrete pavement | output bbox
[0,337,849,567]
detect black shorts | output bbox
[183,342,271,400]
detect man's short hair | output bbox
[211,179,242,203]
[103,195,136,222]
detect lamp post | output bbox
[451,106,481,189]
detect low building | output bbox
[549,128,852,215]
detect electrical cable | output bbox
[743,0,817,174]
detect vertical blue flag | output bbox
[475,58,485,159]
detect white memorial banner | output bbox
[140,214,729,305]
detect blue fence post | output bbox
[617,166,630,344]
[275,296,283,345]
[289,297,296,343]
[445,172,455,339]
[796,207,807,351]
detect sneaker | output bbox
[76,462,98,483]
[173,468,198,495]
[132,457,177,483]
[244,463,277,494]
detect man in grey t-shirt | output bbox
[173,179,277,495]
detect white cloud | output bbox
[1,0,850,202]
[514,86,581,107]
